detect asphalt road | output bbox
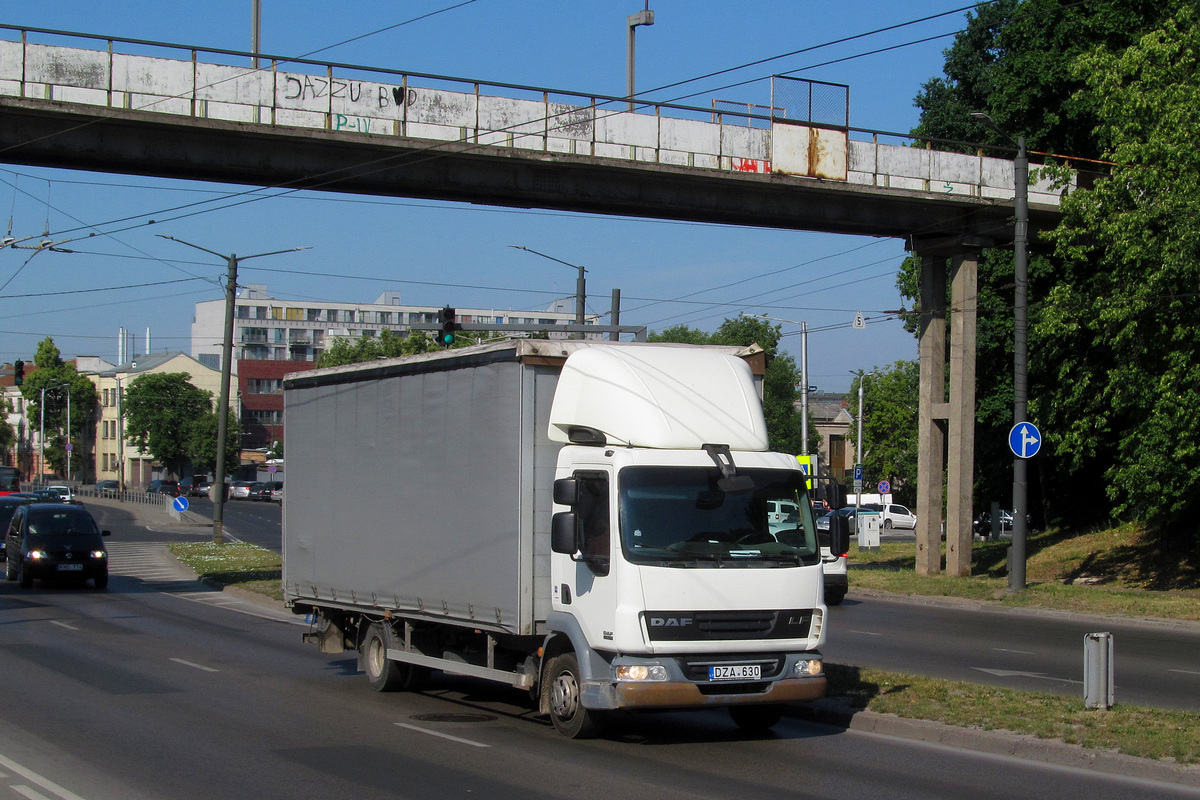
[0,524,1194,800]
[142,499,1200,713]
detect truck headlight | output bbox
[614,664,668,682]
[793,658,823,677]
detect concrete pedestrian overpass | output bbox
[0,26,1068,574]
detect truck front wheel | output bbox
[546,653,604,739]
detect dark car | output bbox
[4,503,110,589]
[147,479,180,497]
[0,495,33,561]
[29,489,67,503]
[95,479,120,498]
[183,476,211,497]
[246,481,273,501]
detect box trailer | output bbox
[282,340,847,737]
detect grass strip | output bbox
[826,664,1200,765]
[170,541,283,602]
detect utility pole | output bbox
[970,112,1031,591]
[159,235,308,544]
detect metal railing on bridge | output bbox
[0,24,1069,205]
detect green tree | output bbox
[912,0,1169,159]
[123,373,213,477]
[848,362,920,508]
[316,328,437,368]
[0,397,15,457]
[20,337,99,478]
[187,406,242,475]
[1039,5,1200,536]
[905,1,1176,526]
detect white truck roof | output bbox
[547,345,769,451]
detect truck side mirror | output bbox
[553,477,578,506]
[827,515,850,558]
[551,511,578,555]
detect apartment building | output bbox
[191,286,595,369]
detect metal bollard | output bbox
[1084,632,1114,709]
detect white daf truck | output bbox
[282,340,847,737]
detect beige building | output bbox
[803,393,855,482]
[91,352,229,489]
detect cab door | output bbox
[551,469,618,649]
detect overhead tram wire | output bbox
[22,6,995,247]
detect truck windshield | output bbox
[618,466,818,566]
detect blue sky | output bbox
[0,1,971,393]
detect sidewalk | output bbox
[83,494,295,621]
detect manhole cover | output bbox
[409,713,497,724]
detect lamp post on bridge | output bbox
[626,4,655,111]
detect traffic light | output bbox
[13,359,23,386]
[437,306,457,345]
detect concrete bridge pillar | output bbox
[909,238,983,576]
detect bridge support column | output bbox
[910,239,982,576]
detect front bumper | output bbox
[613,675,826,709]
[582,651,827,711]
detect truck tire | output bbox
[546,653,604,739]
[361,623,429,692]
[728,703,784,732]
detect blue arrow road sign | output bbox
[173,496,190,513]
[1008,422,1042,459]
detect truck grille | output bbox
[643,609,812,641]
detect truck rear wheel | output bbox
[546,653,604,739]
[362,622,428,692]
[728,703,784,732]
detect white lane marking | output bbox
[48,621,78,631]
[1169,668,1200,676]
[395,723,490,748]
[992,648,1035,655]
[848,630,884,636]
[13,785,55,800]
[973,667,1081,685]
[0,752,89,800]
[171,658,219,673]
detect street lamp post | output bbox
[757,314,810,455]
[970,112,1030,591]
[509,245,587,325]
[626,4,655,111]
[158,235,308,544]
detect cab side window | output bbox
[576,473,610,576]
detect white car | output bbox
[47,485,76,504]
[869,503,917,530]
